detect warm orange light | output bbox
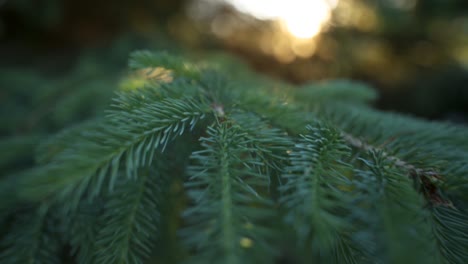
[225,0,339,39]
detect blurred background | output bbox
[1,0,467,173]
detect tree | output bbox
[0,50,467,263]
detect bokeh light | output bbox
[223,0,339,39]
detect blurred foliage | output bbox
[186,0,468,120]
[0,0,185,42]
[0,34,182,178]
[0,49,467,264]
[0,0,467,178]
[0,1,467,262]
[0,56,115,177]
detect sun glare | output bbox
[225,0,339,39]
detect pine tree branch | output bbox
[182,122,275,264]
[2,50,467,264]
[68,199,103,264]
[93,168,162,264]
[0,204,61,264]
[430,206,468,263]
[16,96,210,205]
[280,123,357,260]
[219,132,239,264]
[341,132,454,208]
[354,152,440,264]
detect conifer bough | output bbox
[1,50,467,264]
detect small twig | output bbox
[341,132,455,209]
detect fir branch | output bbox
[342,132,453,208]
[442,161,468,200]
[332,234,373,264]
[344,132,467,264]
[239,90,314,135]
[320,103,468,160]
[354,151,440,264]
[93,168,163,264]
[430,206,468,264]
[0,204,61,264]
[2,50,468,264]
[229,111,293,170]
[279,123,356,260]
[181,122,275,264]
[16,96,210,205]
[110,78,205,114]
[67,199,104,264]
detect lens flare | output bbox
[225,0,339,38]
